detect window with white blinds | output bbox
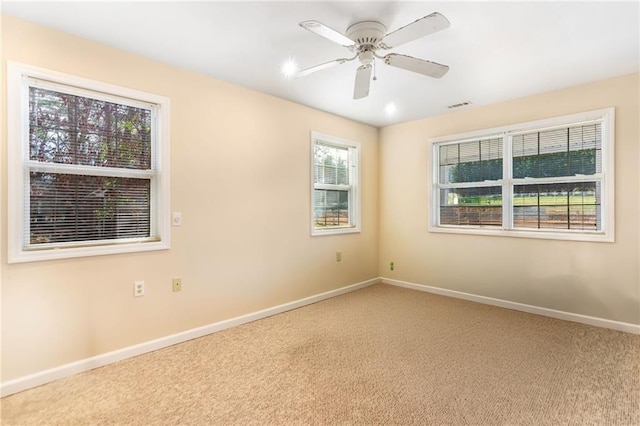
[311,132,360,236]
[438,137,503,227]
[430,108,614,242]
[8,63,171,263]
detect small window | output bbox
[311,132,360,236]
[430,108,614,242]
[7,63,171,263]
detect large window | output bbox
[8,63,170,263]
[311,132,360,236]
[430,108,614,242]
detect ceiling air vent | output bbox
[447,101,472,109]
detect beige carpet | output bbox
[2,284,639,425]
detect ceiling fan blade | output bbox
[299,20,356,48]
[384,53,449,78]
[382,12,450,48]
[295,58,350,78]
[353,64,373,99]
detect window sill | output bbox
[312,226,361,237]
[428,225,613,243]
[8,240,170,264]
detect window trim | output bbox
[428,108,614,242]
[310,132,361,236]
[7,62,171,263]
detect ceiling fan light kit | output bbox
[296,12,451,100]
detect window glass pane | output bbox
[512,123,601,178]
[313,189,349,227]
[439,138,502,183]
[30,172,151,245]
[313,143,349,185]
[513,182,599,230]
[439,187,502,226]
[29,87,152,170]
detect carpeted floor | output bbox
[2,283,639,425]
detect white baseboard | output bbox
[1,277,380,397]
[382,277,640,335]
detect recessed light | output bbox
[281,58,298,79]
[385,102,397,117]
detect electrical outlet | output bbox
[390,262,395,271]
[172,278,182,292]
[336,251,342,262]
[134,281,145,297]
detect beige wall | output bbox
[379,73,640,325]
[0,15,379,381]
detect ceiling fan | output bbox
[295,12,451,100]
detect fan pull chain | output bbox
[372,60,377,81]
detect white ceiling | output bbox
[2,1,639,127]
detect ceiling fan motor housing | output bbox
[346,21,387,52]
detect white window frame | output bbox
[428,108,614,242]
[7,62,171,263]
[311,132,361,236]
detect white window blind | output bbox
[512,123,602,231]
[438,137,503,227]
[27,84,157,248]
